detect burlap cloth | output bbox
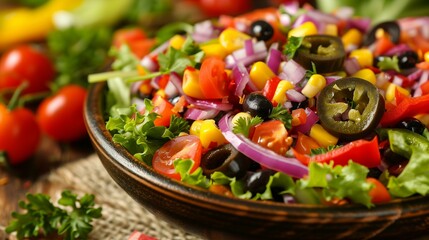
[27,154,203,240]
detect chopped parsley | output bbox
[269,105,292,129]
[232,116,263,137]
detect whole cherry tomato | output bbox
[0,45,55,94]
[37,85,87,142]
[0,104,41,165]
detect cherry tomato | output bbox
[250,120,290,155]
[199,57,229,99]
[367,178,391,204]
[198,0,252,17]
[151,95,178,127]
[37,85,87,142]
[293,132,320,155]
[152,135,202,180]
[0,45,55,94]
[0,104,41,165]
[112,28,156,59]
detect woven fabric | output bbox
[28,154,202,240]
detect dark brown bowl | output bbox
[84,82,429,240]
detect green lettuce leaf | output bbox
[174,159,211,188]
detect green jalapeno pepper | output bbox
[293,35,345,73]
[317,77,385,141]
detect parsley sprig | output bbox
[6,191,102,240]
[232,116,263,137]
[269,105,293,129]
[283,36,303,59]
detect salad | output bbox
[89,2,429,208]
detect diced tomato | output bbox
[291,108,307,127]
[199,57,229,99]
[367,178,391,204]
[250,120,291,155]
[113,28,156,58]
[373,35,395,56]
[293,132,320,155]
[152,135,202,180]
[151,95,178,127]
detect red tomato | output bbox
[367,178,391,204]
[293,132,320,155]
[0,104,41,165]
[152,135,202,180]
[37,85,87,142]
[112,28,156,59]
[198,0,252,17]
[0,45,55,94]
[199,57,229,99]
[151,95,178,127]
[251,120,290,155]
[291,108,307,126]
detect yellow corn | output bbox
[190,120,204,136]
[219,28,251,54]
[324,24,338,36]
[199,120,227,149]
[249,61,276,90]
[272,80,294,105]
[231,112,252,127]
[341,28,363,50]
[309,124,339,147]
[288,21,318,38]
[169,35,186,50]
[182,68,205,99]
[385,83,410,102]
[349,48,373,67]
[424,51,429,63]
[200,43,228,59]
[415,114,429,127]
[301,74,326,98]
[352,68,376,85]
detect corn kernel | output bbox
[301,74,326,98]
[169,35,186,50]
[272,80,294,105]
[342,28,363,50]
[288,21,318,38]
[249,61,276,90]
[190,120,204,136]
[200,43,228,59]
[352,68,376,85]
[385,83,410,102]
[349,48,373,67]
[324,24,338,36]
[199,120,227,149]
[309,124,339,147]
[425,51,429,63]
[219,28,251,54]
[182,67,205,99]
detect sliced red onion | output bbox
[225,40,268,69]
[279,14,292,27]
[131,97,146,112]
[384,44,412,56]
[192,20,219,43]
[148,40,170,58]
[413,70,429,97]
[150,75,162,89]
[280,1,299,15]
[219,113,308,179]
[232,62,250,96]
[266,44,283,74]
[140,56,158,72]
[184,108,220,120]
[392,75,403,86]
[325,76,342,85]
[244,39,255,56]
[306,9,339,25]
[293,107,319,134]
[343,57,361,75]
[333,7,354,20]
[283,194,296,204]
[292,14,320,31]
[286,89,306,102]
[278,60,306,85]
[348,18,371,33]
[408,69,423,82]
[163,79,179,98]
[131,81,142,94]
[376,72,392,89]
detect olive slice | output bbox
[363,21,400,46]
[316,77,385,141]
[293,35,346,74]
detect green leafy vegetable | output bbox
[269,105,292,129]
[232,116,263,137]
[310,145,342,156]
[109,44,140,72]
[6,191,102,240]
[283,36,304,59]
[377,56,400,72]
[174,159,211,188]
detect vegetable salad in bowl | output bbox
[89,2,429,208]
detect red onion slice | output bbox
[184,108,220,120]
[219,114,308,179]
[279,60,306,84]
[232,62,250,96]
[266,44,283,74]
[293,107,319,134]
[286,89,306,102]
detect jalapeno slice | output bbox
[317,77,385,141]
[293,35,345,73]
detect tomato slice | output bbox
[250,120,291,155]
[152,135,202,180]
[151,95,178,127]
[367,178,391,204]
[293,132,320,155]
[199,57,229,99]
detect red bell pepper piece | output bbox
[262,76,280,102]
[380,93,429,126]
[293,136,381,168]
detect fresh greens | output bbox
[310,145,342,156]
[377,56,400,72]
[232,116,263,137]
[174,159,210,188]
[269,105,293,129]
[283,36,304,59]
[6,191,102,240]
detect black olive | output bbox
[398,51,419,69]
[382,148,407,165]
[363,21,400,46]
[367,167,382,179]
[395,117,427,135]
[243,92,273,119]
[243,169,274,194]
[290,99,309,110]
[250,20,274,41]
[201,144,252,179]
[388,160,409,177]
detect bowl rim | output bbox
[84,81,429,219]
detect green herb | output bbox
[156,22,194,45]
[232,116,263,137]
[106,103,189,165]
[48,27,112,90]
[377,56,400,72]
[310,145,342,156]
[109,44,140,71]
[6,191,102,240]
[174,159,210,188]
[283,36,304,59]
[269,105,292,129]
[305,62,318,79]
[168,115,190,136]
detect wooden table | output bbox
[0,135,94,236]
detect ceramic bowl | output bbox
[84,82,429,240]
